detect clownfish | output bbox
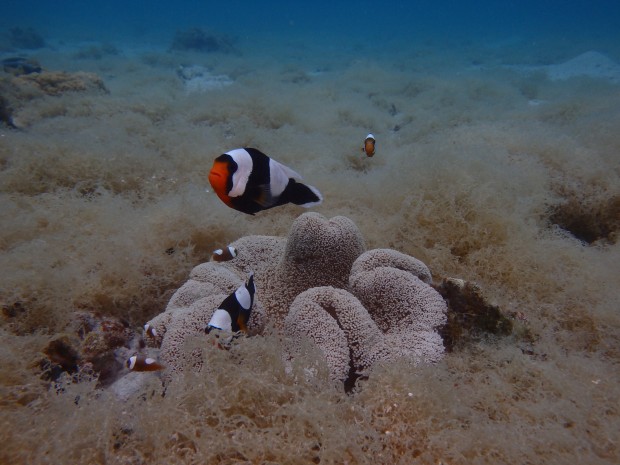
[362,134,376,157]
[206,273,255,335]
[126,354,165,372]
[208,148,322,215]
[144,323,157,338]
[212,245,237,262]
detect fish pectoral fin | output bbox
[248,183,274,207]
[236,315,248,333]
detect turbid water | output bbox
[1,2,619,463]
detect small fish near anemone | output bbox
[126,354,165,372]
[205,273,255,350]
[361,134,376,157]
[144,323,157,338]
[206,273,255,337]
[208,148,322,214]
[211,245,237,262]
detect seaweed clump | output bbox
[170,27,237,54]
[0,69,108,127]
[0,94,16,127]
[435,277,513,351]
[14,71,108,96]
[548,194,619,245]
[73,43,120,60]
[39,312,137,387]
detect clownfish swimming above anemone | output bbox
[208,148,322,215]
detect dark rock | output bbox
[43,336,80,373]
[2,57,42,75]
[81,316,132,357]
[84,352,124,388]
[170,27,237,54]
[1,300,26,318]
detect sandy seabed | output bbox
[1,35,619,464]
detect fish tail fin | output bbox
[280,179,323,208]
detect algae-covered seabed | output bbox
[1,37,619,464]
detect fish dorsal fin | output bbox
[273,159,302,181]
[269,158,302,199]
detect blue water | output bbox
[3,1,620,52]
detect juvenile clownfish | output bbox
[144,323,157,338]
[126,354,165,372]
[362,134,376,157]
[208,148,322,215]
[212,245,237,262]
[206,273,255,336]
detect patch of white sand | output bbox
[176,65,233,93]
[546,51,620,83]
[503,50,620,84]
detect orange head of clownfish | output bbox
[362,133,376,157]
[208,156,236,209]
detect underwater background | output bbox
[1,1,619,464]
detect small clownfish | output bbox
[205,273,255,337]
[126,354,165,372]
[208,148,322,215]
[362,134,376,157]
[144,323,157,338]
[212,245,237,262]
